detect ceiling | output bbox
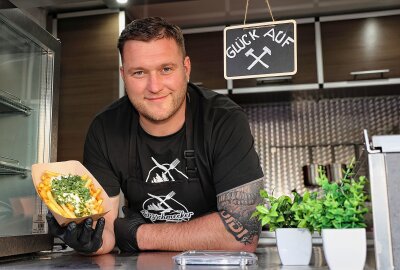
[8,0,400,28]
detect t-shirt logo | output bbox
[146,157,188,183]
[140,191,194,223]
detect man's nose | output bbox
[147,73,163,93]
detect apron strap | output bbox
[128,107,139,178]
[184,91,199,181]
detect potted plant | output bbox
[298,158,369,270]
[252,190,314,266]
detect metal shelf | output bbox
[0,157,29,177]
[0,90,32,116]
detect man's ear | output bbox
[183,56,191,82]
[119,66,124,78]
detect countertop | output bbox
[0,245,376,270]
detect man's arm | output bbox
[94,195,120,255]
[136,178,263,252]
[83,118,123,254]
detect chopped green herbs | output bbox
[51,174,93,217]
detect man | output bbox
[46,17,264,255]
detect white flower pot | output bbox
[275,228,312,265]
[322,228,366,270]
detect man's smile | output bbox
[146,95,168,101]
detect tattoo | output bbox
[217,178,264,244]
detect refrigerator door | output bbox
[0,3,60,257]
[367,133,400,270]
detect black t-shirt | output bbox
[83,83,263,223]
[136,124,188,184]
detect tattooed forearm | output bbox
[217,178,264,244]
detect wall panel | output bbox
[243,93,400,195]
[57,13,120,162]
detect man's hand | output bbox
[114,206,146,253]
[46,212,105,254]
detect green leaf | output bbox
[276,215,285,223]
[298,220,307,228]
[261,216,271,226]
[269,210,279,217]
[256,205,269,214]
[260,189,269,198]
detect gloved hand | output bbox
[114,206,146,253]
[46,211,105,254]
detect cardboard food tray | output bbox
[32,160,111,226]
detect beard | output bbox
[131,87,187,123]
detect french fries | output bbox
[36,170,104,218]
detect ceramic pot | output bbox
[275,228,312,265]
[322,228,366,270]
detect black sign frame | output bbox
[224,20,297,80]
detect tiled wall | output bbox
[243,95,400,195]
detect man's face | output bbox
[120,38,191,123]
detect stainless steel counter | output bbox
[0,246,376,270]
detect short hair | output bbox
[118,17,186,59]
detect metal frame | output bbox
[118,10,125,98]
[0,4,61,165]
[0,2,60,257]
[314,21,324,85]
[365,130,397,269]
[368,154,395,270]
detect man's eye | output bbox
[132,71,144,77]
[162,67,173,73]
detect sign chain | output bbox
[243,0,275,25]
[265,0,275,22]
[243,0,249,25]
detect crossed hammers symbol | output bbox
[245,46,271,70]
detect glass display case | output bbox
[0,2,60,257]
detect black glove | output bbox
[46,211,105,254]
[114,206,146,253]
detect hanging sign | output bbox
[224,20,297,80]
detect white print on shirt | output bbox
[145,157,188,183]
[141,191,194,223]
